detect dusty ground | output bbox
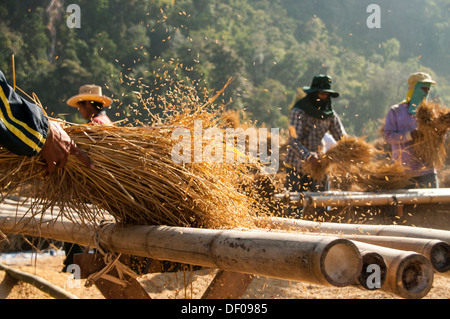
[0,253,449,299]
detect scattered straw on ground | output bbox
[1,254,449,299]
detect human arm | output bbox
[384,107,415,144]
[40,120,94,173]
[288,108,312,161]
[328,112,347,142]
[0,71,93,172]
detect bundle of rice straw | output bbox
[347,160,414,190]
[414,100,450,168]
[0,81,262,230]
[303,136,377,182]
[303,136,414,190]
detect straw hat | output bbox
[67,85,112,108]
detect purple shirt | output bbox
[384,102,435,176]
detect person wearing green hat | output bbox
[384,72,438,188]
[284,75,347,217]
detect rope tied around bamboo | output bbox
[85,229,138,288]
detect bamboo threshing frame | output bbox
[0,206,363,289]
[1,202,448,299]
[256,216,450,298]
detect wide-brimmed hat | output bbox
[67,84,112,108]
[303,74,339,98]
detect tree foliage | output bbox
[1,0,449,140]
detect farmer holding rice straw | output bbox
[0,70,93,173]
[384,72,438,189]
[284,74,347,217]
[67,84,112,124]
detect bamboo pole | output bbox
[0,214,362,288]
[0,212,93,247]
[352,249,387,291]
[211,225,437,297]
[341,235,450,274]
[260,217,450,244]
[350,242,434,299]
[98,224,363,287]
[275,188,450,207]
[251,223,438,298]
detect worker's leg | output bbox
[62,242,85,272]
[285,167,303,218]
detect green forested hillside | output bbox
[1,0,449,140]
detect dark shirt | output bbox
[0,71,48,156]
[284,107,346,171]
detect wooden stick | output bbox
[12,54,15,91]
[0,262,79,299]
[202,270,254,299]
